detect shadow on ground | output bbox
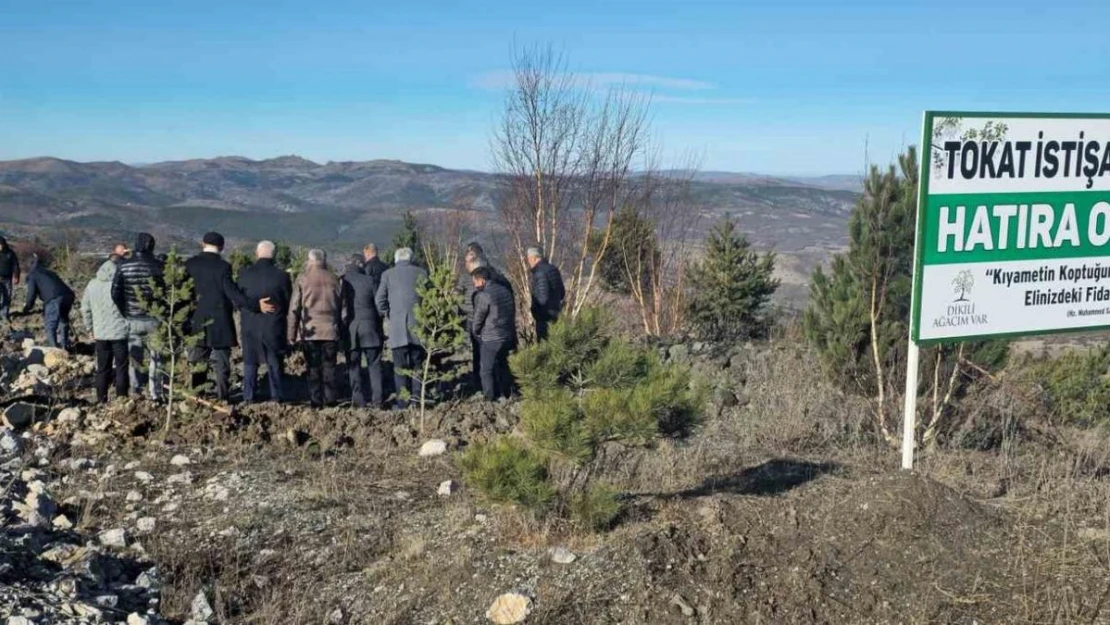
[641,458,840,500]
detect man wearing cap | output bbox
[185,232,276,402]
[113,232,165,401]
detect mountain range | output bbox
[0,155,860,300]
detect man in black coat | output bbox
[342,255,385,408]
[526,247,565,341]
[471,266,516,400]
[362,243,389,284]
[113,232,165,401]
[462,254,515,391]
[0,236,20,332]
[185,232,275,402]
[237,240,293,403]
[21,255,75,349]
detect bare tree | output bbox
[491,43,652,332]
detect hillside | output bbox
[0,156,857,253]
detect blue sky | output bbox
[1,0,1108,174]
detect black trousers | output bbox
[304,341,338,407]
[190,346,232,400]
[470,333,482,390]
[348,347,384,407]
[243,339,284,403]
[44,294,74,349]
[95,339,129,403]
[392,345,425,403]
[479,339,513,400]
[534,314,557,342]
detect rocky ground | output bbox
[2,325,1109,624]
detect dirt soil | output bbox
[3,326,1109,625]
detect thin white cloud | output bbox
[653,95,757,105]
[472,70,715,91]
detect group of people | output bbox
[0,231,568,410]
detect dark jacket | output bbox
[237,258,293,350]
[23,263,74,312]
[185,251,258,349]
[529,259,565,322]
[363,257,389,283]
[0,237,19,282]
[341,264,383,350]
[463,266,513,334]
[473,279,516,343]
[113,235,164,321]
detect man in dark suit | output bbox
[237,240,293,403]
[362,243,389,283]
[341,255,385,408]
[185,232,275,402]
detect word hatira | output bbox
[937,201,1110,252]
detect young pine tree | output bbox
[385,212,426,268]
[595,206,660,295]
[803,147,1007,448]
[138,248,205,432]
[686,216,779,341]
[404,255,467,430]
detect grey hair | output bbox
[256,240,275,259]
[394,247,413,263]
[526,247,542,259]
[307,249,326,264]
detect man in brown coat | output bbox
[288,249,342,408]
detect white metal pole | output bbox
[902,111,929,471]
[901,339,919,470]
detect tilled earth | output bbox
[3,331,1109,624]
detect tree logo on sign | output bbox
[952,270,974,302]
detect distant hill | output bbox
[0,155,860,301]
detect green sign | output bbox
[913,111,1110,344]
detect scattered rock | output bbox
[419,439,448,457]
[99,528,129,548]
[14,482,57,528]
[55,407,82,424]
[128,614,152,625]
[52,514,74,530]
[124,461,141,470]
[486,592,533,624]
[7,616,35,625]
[134,471,154,483]
[170,454,192,466]
[328,607,346,624]
[549,546,577,564]
[41,347,71,370]
[137,517,157,533]
[191,590,215,622]
[670,594,696,617]
[437,480,457,496]
[3,403,38,430]
[127,490,144,502]
[0,428,23,456]
[167,471,194,485]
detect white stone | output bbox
[127,490,144,502]
[52,514,74,530]
[549,546,577,564]
[8,616,35,625]
[167,471,194,485]
[0,429,22,456]
[192,590,215,622]
[418,439,448,457]
[127,614,152,625]
[437,480,457,496]
[134,471,154,483]
[99,528,128,548]
[171,454,192,466]
[56,407,82,424]
[486,592,533,624]
[137,517,157,533]
[124,461,141,470]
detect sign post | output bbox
[905,111,1110,469]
